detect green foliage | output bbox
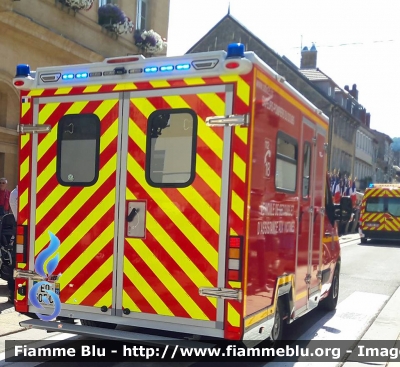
[391,137,400,152]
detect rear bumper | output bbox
[360,229,400,241]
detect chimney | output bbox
[344,85,350,92]
[366,113,371,128]
[300,44,317,69]
[350,84,358,100]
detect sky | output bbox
[167,0,400,139]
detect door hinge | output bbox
[199,287,242,302]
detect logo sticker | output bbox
[28,232,62,321]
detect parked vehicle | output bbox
[12,43,341,345]
[359,183,400,243]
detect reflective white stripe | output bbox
[228,259,240,270]
[16,244,24,253]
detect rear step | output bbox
[19,319,215,348]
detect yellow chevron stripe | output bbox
[59,215,114,290]
[113,83,137,91]
[38,103,60,128]
[21,134,30,150]
[150,80,170,88]
[17,281,26,301]
[19,188,29,215]
[386,220,398,231]
[178,185,220,234]
[84,85,102,93]
[21,102,30,118]
[123,257,174,316]
[127,157,218,270]
[220,75,250,106]
[20,157,29,181]
[233,152,246,183]
[235,125,248,144]
[196,156,221,196]
[126,189,216,302]
[230,228,238,236]
[128,238,210,320]
[36,125,57,165]
[28,89,44,97]
[36,158,56,193]
[229,281,242,288]
[122,290,141,313]
[35,155,117,253]
[66,256,113,304]
[197,93,226,116]
[55,87,73,95]
[228,303,240,327]
[94,289,112,308]
[159,95,223,160]
[231,190,244,220]
[184,78,206,85]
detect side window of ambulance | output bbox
[275,132,298,192]
[57,114,100,186]
[146,109,197,188]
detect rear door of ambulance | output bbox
[28,85,234,337]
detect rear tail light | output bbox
[228,236,243,281]
[16,225,28,265]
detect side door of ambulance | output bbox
[115,85,232,335]
[29,93,122,317]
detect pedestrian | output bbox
[0,178,10,216]
[9,185,18,221]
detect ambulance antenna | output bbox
[227,1,230,15]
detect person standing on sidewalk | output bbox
[0,178,10,217]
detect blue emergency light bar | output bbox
[369,183,374,188]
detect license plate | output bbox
[32,281,60,305]
[366,222,380,228]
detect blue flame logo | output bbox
[28,232,62,321]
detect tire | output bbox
[320,267,339,311]
[270,299,284,347]
[80,319,117,329]
[361,237,368,244]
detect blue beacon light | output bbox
[226,43,245,58]
[15,64,31,77]
[160,65,174,72]
[62,74,74,80]
[75,72,88,79]
[176,64,190,71]
[144,66,158,73]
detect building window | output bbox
[57,114,100,186]
[136,0,148,31]
[99,0,114,6]
[146,109,197,187]
[275,132,297,193]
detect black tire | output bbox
[270,299,284,347]
[320,267,339,311]
[360,237,368,244]
[80,319,117,329]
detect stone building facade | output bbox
[0,0,169,188]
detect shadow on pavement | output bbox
[358,239,400,248]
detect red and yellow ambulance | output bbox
[12,43,341,344]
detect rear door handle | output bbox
[127,208,139,222]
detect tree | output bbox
[391,137,400,152]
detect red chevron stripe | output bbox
[126,170,218,282]
[122,274,156,314]
[124,235,216,320]
[80,273,114,307]
[60,241,114,303]
[124,245,191,318]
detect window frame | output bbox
[99,0,114,6]
[56,113,101,187]
[274,131,298,193]
[145,108,198,188]
[136,0,148,31]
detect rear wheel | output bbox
[270,299,284,347]
[80,319,117,329]
[320,267,339,311]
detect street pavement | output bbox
[1,233,400,366]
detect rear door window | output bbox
[365,197,385,213]
[387,197,400,217]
